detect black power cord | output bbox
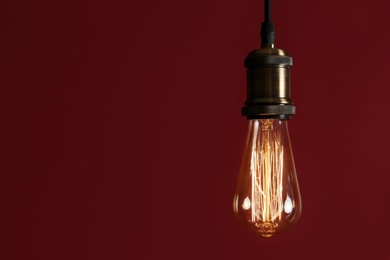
[260,0,275,45]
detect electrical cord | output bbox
[260,0,275,45]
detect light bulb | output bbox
[233,119,301,238]
[235,0,302,237]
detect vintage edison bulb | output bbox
[233,119,301,237]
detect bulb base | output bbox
[242,46,295,119]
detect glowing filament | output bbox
[250,119,284,234]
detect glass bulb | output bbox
[233,119,302,238]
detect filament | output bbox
[250,119,284,233]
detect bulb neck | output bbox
[242,46,295,120]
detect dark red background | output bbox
[1,0,389,259]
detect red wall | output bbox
[1,0,389,259]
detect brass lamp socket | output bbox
[242,45,295,120]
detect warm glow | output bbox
[233,119,301,238]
